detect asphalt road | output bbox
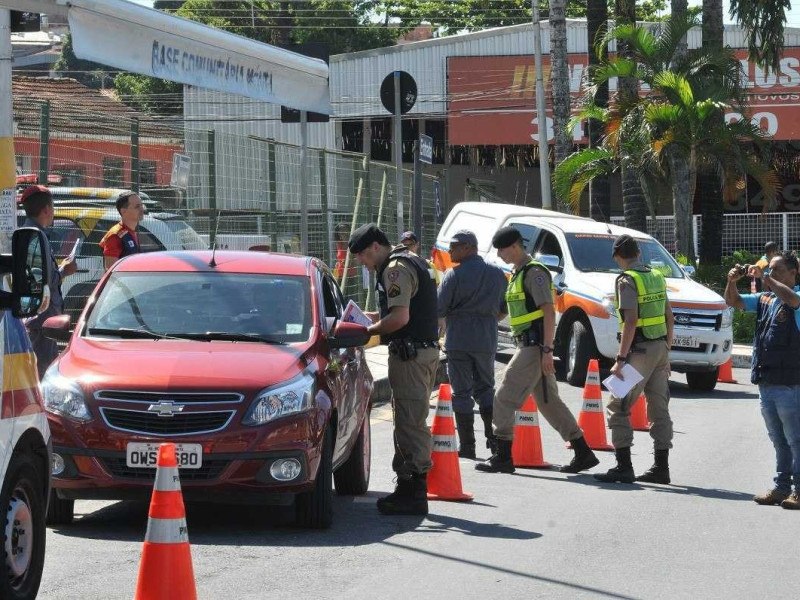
[37,365,795,600]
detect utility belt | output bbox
[617,332,667,345]
[513,328,542,348]
[388,338,440,361]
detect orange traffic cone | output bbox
[438,383,452,401]
[427,389,473,502]
[717,358,738,384]
[134,443,197,600]
[576,359,614,451]
[511,395,552,468]
[629,393,649,431]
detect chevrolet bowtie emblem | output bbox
[147,401,185,417]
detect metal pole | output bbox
[0,10,14,250]
[267,140,277,251]
[38,101,50,185]
[207,129,217,249]
[130,117,140,192]
[413,139,422,243]
[393,71,404,239]
[532,0,552,209]
[300,110,309,255]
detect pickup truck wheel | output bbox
[295,426,333,529]
[565,319,597,387]
[686,369,718,392]
[46,492,74,525]
[0,455,46,600]
[334,410,371,496]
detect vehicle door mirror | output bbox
[536,253,563,274]
[12,227,51,318]
[42,314,72,342]
[328,321,371,349]
[682,265,696,278]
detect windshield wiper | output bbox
[164,332,287,345]
[87,327,168,339]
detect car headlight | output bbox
[721,307,733,329]
[243,373,314,426]
[601,294,617,317]
[41,363,91,421]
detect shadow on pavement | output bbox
[669,384,759,400]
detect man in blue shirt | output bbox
[725,251,800,510]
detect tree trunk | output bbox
[671,0,689,64]
[587,0,610,221]
[698,0,725,265]
[549,0,571,190]
[668,148,695,261]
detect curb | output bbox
[731,353,750,369]
[369,356,449,407]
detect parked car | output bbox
[433,202,733,391]
[42,250,374,528]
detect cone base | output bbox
[718,377,738,384]
[427,491,474,502]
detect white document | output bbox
[602,364,645,399]
[65,238,81,263]
[342,300,373,328]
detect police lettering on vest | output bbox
[506,259,553,341]
[616,267,667,340]
[751,293,800,385]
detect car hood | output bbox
[569,271,726,309]
[58,337,315,391]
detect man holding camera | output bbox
[349,223,439,516]
[725,252,800,510]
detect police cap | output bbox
[492,226,523,249]
[348,223,389,253]
[612,234,639,258]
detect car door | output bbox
[533,227,568,324]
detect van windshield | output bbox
[565,233,684,278]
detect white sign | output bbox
[419,134,433,164]
[170,153,191,189]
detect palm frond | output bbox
[552,148,615,212]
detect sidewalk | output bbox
[731,344,751,369]
[365,344,448,406]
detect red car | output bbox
[42,250,373,528]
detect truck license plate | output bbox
[126,442,202,469]
[672,336,700,349]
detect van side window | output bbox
[536,230,564,263]
[507,223,540,253]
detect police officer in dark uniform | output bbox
[476,226,599,474]
[349,223,440,515]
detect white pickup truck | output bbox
[433,202,733,391]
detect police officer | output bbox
[437,230,507,458]
[349,223,439,515]
[725,252,800,510]
[476,226,599,474]
[595,234,674,484]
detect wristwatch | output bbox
[541,345,553,354]
[616,354,627,362]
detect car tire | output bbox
[686,369,718,392]
[295,426,333,529]
[46,492,74,526]
[334,410,371,496]
[0,454,46,600]
[565,319,597,387]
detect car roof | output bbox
[533,217,653,239]
[112,250,314,276]
[452,202,591,222]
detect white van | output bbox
[433,202,733,391]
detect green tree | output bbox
[730,0,792,73]
[154,1,186,10]
[550,0,571,210]
[53,33,114,89]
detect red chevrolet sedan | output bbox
[42,250,373,528]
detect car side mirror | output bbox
[11,228,51,318]
[682,265,696,278]
[42,314,72,342]
[536,253,563,274]
[328,321,371,349]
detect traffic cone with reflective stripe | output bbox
[511,395,552,468]
[134,443,197,600]
[437,382,452,401]
[427,388,473,502]
[717,358,737,384]
[576,359,614,451]
[629,393,649,431]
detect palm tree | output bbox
[549,0,571,210]
[586,0,610,221]
[730,0,792,73]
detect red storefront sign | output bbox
[447,49,800,145]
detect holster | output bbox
[388,338,418,362]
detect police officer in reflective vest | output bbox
[349,223,439,515]
[476,226,599,474]
[595,234,675,484]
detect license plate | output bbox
[126,443,202,469]
[672,336,700,349]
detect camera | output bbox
[733,264,753,276]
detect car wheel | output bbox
[46,492,74,526]
[565,319,597,387]
[0,454,46,600]
[295,426,333,529]
[686,369,718,392]
[334,410,371,496]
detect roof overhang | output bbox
[0,0,331,113]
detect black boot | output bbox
[480,407,497,453]
[455,412,476,459]
[475,439,515,473]
[636,449,671,484]
[560,436,600,473]
[377,473,429,516]
[593,447,635,483]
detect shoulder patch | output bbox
[388,284,401,298]
[534,273,546,287]
[387,269,400,282]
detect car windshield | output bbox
[85,272,312,343]
[565,233,684,278]
[157,216,207,250]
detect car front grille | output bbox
[100,408,235,436]
[101,456,228,482]
[95,390,243,404]
[672,311,721,330]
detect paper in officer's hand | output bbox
[602,364,644,398]
[342,300,373,328]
